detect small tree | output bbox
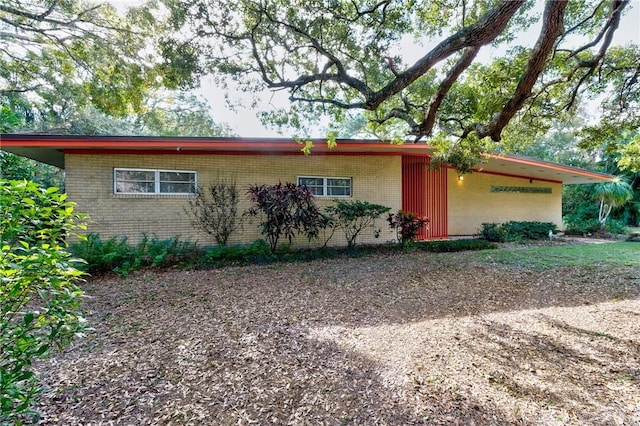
[186,178,239,246]
[1,180,87,423]
[593,178,633,232]
[326,200,390,248]
[246,182,325,253]
[387,210,429,244]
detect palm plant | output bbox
[592,178,634,232]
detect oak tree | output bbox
[0,0,198,117]
[158,0,639,170]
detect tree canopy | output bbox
[0,0,201,119]
[157,0,639,171]
[1,0,235,139]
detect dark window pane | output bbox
[299,177,323,186]
[160,171,195,183]
[116,170,154,181]
[116,169,195,194]
[160,182,195,193]
[116,181,155,193]
[327,186,350,196]
[299,177,324,195]
[327,178,351,196]
[327,178,350,187]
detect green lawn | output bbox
[473,242,639,270]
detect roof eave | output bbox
[1,134,614,184]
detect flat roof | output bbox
[0,134,613,184]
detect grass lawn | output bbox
[35,241,639,425]
[474,241,639,269]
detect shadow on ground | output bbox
[35,250,640,424]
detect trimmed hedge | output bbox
[415,239,498,252]
[480,221,557,242]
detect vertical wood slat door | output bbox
[402,156,448,240]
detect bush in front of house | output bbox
[204,238,497,264]
[387,210,429,244]
[1,180,87,423]
[71,233,132,273]
[502,221,558,240]
[71,234,201,275]
[186,178,239,246]
[480,221,558,242]
[72,233,499,273]
[325,200,391,248]
[205,239,273,264]
[479,223,506,242]
[245,182,328,253]
[415,238,498,252]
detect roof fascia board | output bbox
[1,134,613,183]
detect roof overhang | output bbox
[477,154,613,184]
[0,134,613,184]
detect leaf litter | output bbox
[34,247,639,425]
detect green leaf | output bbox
[23,313,34,326]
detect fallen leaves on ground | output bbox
[35,248,640,425]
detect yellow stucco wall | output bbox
[447,169,563,236]
[65,153,402,247]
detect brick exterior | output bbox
[65,153,402,247]
[447,169,563,236]
[65,152,565,245]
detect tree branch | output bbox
[256,3,373,98]
[288,95,363,110]
[0,3,103,29]
[242,0,523,112]
[567,0,625,60]
[563,0,628,110]
[418,45,481,137]
[474,0,568,141]
[374,108,419,128]
[366,0,525,109]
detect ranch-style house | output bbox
[1,134,612,247]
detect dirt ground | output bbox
[35,248,640,425]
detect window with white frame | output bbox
[298,176,352,197]
[114,168,196,194]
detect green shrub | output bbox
[387,210,429,243]
[479,223,506,242]
[502,221,557,240]
[480,221,557,242]
[205,239,272,264]
[325,200,391,248]
[186,179,239,246]
[71,234,201,275]
[1,180,87,423]
[415,239,498,252]
[563,216,599,235]
[137,235,200,268]
[606,219,628,235]
[246,182,327,253]
[565,216,630,236]
[71,233,132,273]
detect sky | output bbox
[109,0,640,138]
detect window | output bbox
[114,168,196,194]
[298,176,352,197]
